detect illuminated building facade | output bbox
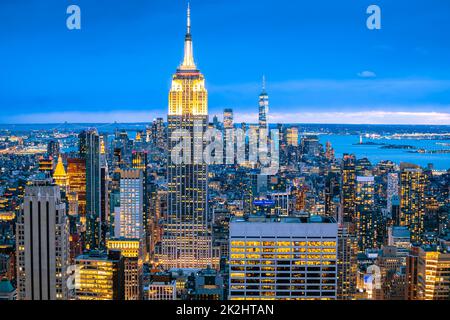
[337,223,357,300]
[38,157,53,174]
[67,158,86,219]
[223,108,233,130]
[162,5,212,269]
[150,117,166,149]
[16,180,69,300]
[286,127,299,147]
[100,165,109,251]
[325,172,340,218]
[52,155,67,189]
[269,191,290,216]
[400,167,427,243]
[115,169,144,239]
[47,140,60,158]
[417,247,450,300]
[146,279,177,300]
[132,151,147,171]
[355,176,376,252]
[107,239,143,300]
[387,172,399,214]
[229,216,338,300]
[131,151,149,238]
[75,250,124,300]
[258,77,269,132]
[223,108,234,164]
[341,154,356,223]
[79,129,102,250]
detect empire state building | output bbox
[161,5,212,269]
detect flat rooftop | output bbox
[231,215,336,224]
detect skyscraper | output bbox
[223,108,234,164]
[337,223,357,300]
[16,179,69,300]
[47,140,60,159]
[132,151,149,241]
[67,158,86,219]
[115,169,144,240]
[162,5,212,269]
[151,118,166,150]
[223,108,233,130]
[341,154,356,223]
[258,76,269,132]
[355,176,376,252]
[387,172,399,214]
[400,167,427,243]
[79,129,102,250]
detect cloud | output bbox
[357,71,377,78]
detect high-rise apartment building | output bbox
[341,154,356,223]
[400,166,427,243]
[223,108,233,130]
[387,172,399,214]
[223,108,234,165]
[131,151,149,240]
[355,176,376,252]
[161,5,212,269]
[16,179,69,300]
[337,223,357,300]
[115,169,144,240]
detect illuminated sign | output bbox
[253,199,275,207]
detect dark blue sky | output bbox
[1,0,449,124]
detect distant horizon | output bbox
[2,121,450,127]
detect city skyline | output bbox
[1,0,450,305]
[1,0,450,124]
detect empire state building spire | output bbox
[164,4,210,269]
[180,3,196,70]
